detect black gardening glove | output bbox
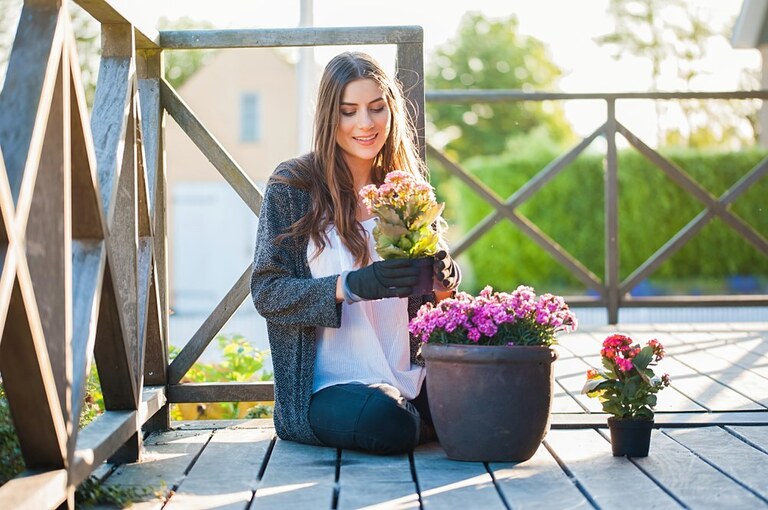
[346,258,422,300]
[433,250,461,291]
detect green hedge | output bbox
[440,147,768,295]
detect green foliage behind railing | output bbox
[0,385,24,486]
[170,335,274,420]
[444,147,768,295]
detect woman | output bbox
[250,51,460,454]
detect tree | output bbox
[2,3,214,106]
[425,12,573,161]
[597,0,757,148]
[159,16,216,90]
[1,1,100,104]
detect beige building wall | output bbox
[165,48,301,312]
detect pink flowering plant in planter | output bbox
[359,170,444,260]
[409,285,578,347]
[581,334,671,420]
[410,285,577,462]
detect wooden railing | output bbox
[1,1,766,508]
[0,1,425,507]
[427,90,768,323]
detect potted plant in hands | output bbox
[581,334,671,457]
[359,170,444,295]
[409,285,577,462]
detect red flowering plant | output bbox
[409,285,577,347]
[581,334,671,420]
[359,170,444,259]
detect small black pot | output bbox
[607,417,653,457]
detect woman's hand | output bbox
[345,259,422,301]
[433,250,461,291]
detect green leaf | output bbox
[411,202,445,230]
[377,245,409,259]
[581,378,604,395]
[633,346,653,371]
[376,221,409,238]
[375,205,403,225]
[409,229,439,257]
[601,357,618,378]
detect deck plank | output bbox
[164,427,272,510]
[93,429,211,509]
[700,336,768,379]
[725,425,768,453]
[653,356,762,411]
[251,439,336,509]
[669,349,768,408]
[489,442,592,509]
[554,355,604,413]
[552,379,587,413]
[545,429,682,509]
[337,449,419,509]
[664,427,768,502]
[633,430,767,508]
[413,442,505,509]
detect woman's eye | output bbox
[370,107,385,113]
[341,110,356,117]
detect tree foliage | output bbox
[159,16,216,89]
[598,0,758,148]
[425,12,574,160]
[1,4,214,106]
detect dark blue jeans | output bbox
[308,382,433,454]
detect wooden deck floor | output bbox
[94,323,768,509]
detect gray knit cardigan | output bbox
[250,155,434,445]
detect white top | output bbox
[307,217,425,399]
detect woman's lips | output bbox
[354,134,377,146]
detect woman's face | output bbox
[335,78,391,173]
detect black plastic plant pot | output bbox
[607,417,653,457]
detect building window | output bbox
[240,92,261,142]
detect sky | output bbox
[149,0,760,143]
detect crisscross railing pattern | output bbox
[0,1,425,507]
[0,1,166,507]
[427,91,768,323]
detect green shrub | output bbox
[0,385,24,486]
[170,334,274,420]
[447,146,768,294]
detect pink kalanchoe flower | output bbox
[615,357,634,373]
[648,338,666,361]
[583,333,671,420]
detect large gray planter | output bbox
[421,343,558,462]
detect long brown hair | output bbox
[276,51,428,267]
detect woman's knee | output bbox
[309,383,421,454]
[355,384,420,454]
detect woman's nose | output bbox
[358,111,374,129]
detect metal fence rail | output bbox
[427,89,768,323]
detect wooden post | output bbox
[395,34,425,162]
[91,21,141,462]
[137,48,170,431]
